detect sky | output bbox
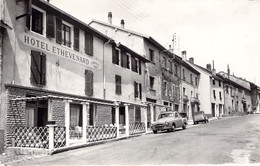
[49,0,260,86]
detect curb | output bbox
[51,132,151,155]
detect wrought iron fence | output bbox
[54,126,66,148]
[129,122,146,135]
[14,127,49,149]
[86,126,117,142]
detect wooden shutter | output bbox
[120,52,124,67]
[134,81,138,98]
[115,75,121,95]
[41,53,46,85]
[26,0,32,30]
[31,51,41,85]
[46,14,55,38]
[56,18,62,44]
[112,47,117,64]
[85,70,93,96]
[85,32,93,56]
[139,83,142,99]
[138,60,142,75]
[74,27,79,51]
[131,56,135,72]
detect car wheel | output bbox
[182,123,187,129]
[153,130,157,134]
[171,124,175,132]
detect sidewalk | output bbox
[0,132,152,165]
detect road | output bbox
[19,114,260,165]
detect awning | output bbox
[10,95,115,106]
[0,20,12,30]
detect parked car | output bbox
[151,111,188,134]
[193,111,208,124]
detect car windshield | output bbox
[158,113,174,119]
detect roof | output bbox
[181,60,200,75]
[190,63,223,81]
[90,19,174,56]
[33,0,111,42]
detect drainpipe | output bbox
[103,39,113,99]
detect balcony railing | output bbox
[183,95,189,103]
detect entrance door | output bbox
[37,108,48,127]
[119,107,125,125]
[212,103,215,117]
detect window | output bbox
[149,49,154,62]
[121,52,130,69]
[219,92,222,100]
[190,74,193,85]
[183,87,186,95]
[219,81,221,87]
[183,69,185,80]
[170,62,173,73]
[191,91,193,97]
[31,50,46,86]
[131,56,141,74]
[135,106,141,122]
[134,81,142,99]
[163,81,167,96]
[74,27,79,51]
[213,79,215,85]
[115,75,121,95]
[162,57,167,68]
[195,77,198,86]
[85,32,93,56]
[149,76,155,89]
[226,86,229,94]
[213,90,216,98]
[85,70,93,96]
[31,8,44,35]
[62,24,71,47]
[70,104,82,130]
[112,47,120,65]
[174,64,178,76]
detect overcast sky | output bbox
[50,0,260,86]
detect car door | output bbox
[174,112,183,128]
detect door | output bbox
[212,103,215,117]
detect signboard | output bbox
[21,33,101,70]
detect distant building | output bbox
[186,59,224,118]
[180,52,200,120]
[219,71,252,114]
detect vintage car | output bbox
[193,111,208,124]
[151,111,188,134]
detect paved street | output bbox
[19,114,260,165]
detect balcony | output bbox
[183,95,189,103]
[191,97,200,104]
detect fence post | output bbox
[124,104,130,136]
[82,102,89,143]
[114,102,120,138]
[64,100,72,146]
[47,124,56,150]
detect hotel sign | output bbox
[22,33,101,70]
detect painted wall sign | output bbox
[21,33,102,70]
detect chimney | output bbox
[212,60,216,75]
[120,19,125,28]
[227,64,230,79]
[108,12,112,24]
[168,45,173,53]
[181,51,186,61]
[206,64,211,71]
[189,57,194,64]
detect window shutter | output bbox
[134,81,138,98]
[41,53,46,85]
[85,32,93,56]
[56,18,62,44]
[46,14,55,38]
[112,47,117,64]
[26,0,32,30]
[139,83,142,99]
[31,51,41,85]
[139,60,142,75]
[131,56,135,72]
[74,27,79,51]
[115,75,121,95]
[85,70,93,96]
[120,52,124,67]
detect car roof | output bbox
[160,111,178,114]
